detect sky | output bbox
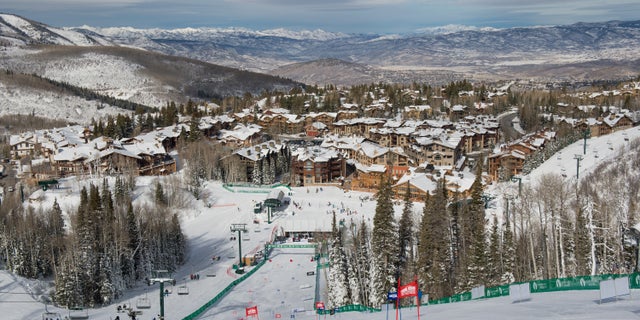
[1,0,639,34]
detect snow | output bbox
[4,126,640,319]
[0,80,131,124]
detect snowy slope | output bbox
[0,13,111,46]
[0,78,131,124]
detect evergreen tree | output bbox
[465,164,487,289]
[370,176,399,304]
[155,181,167,206]
[487,216,501,286]
[354,220,372,306]
[398,182,414,277]
[417,180,452,299]
[327,212,350,308]
[501,215,516,284]
[252,160,262,185]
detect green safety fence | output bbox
[181,258,269,320]
[183,256,640,319]
[427,272,640,306]
[317,304,381,315]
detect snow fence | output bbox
[430,272,640,305]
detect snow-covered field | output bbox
[3,125,640,319]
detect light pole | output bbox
[504,194,515,228]
[574,154,583,180]
[230,223,247,269]
[582,128,590,155]
[148,269,174,320]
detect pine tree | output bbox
[466,163,487,289]
[155,181,167,206]
[501,215,516,284]
[417,180,452,299]
[328,212,350,308]
[370,176,399,304]
[354,220,372,306]
[252,160,262,185]
[487,216,501,286]
[398,182,414,277]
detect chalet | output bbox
[408,137,460,168]
[487,149,526,181]
[9,133,37,159]
[350,163,387,191]
[217,123,263,146]
[403,105,432,119]
[290,146,346,186]
[391,168,478,200]
[304,112,337,131]
[332,118,386,138]
[601,113,634,134]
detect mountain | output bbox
[0,14,302,117]
[3,13,640,87]
[72,20,640,85]
[0,13,112,46]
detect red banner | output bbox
[315,301,325,310]
[398,281,418,298]
[246,305,258,316]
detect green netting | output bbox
[181,258,269,320]
[317,304,381,314]
[485,284,510,298]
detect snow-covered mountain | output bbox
[3,12,640,87]
[0,14,301,118]
[0,13,112,46]
[76,19,640,83]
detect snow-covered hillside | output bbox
[41,52,172,108]
[0,78,131,124]
[0,13,111,46]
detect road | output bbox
[498,112,521,142]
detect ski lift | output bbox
[68,307,89,320]
[42,304,61,320]
[177,284,190,295]
[136,296,151,309]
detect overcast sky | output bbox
[2,0,639,33]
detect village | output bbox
[5,81,640,201]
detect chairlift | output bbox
[68,307,89,320]
[42,311,62,320]
[136,296,151,309]
[42,304,62,320]
[177,285,190,295]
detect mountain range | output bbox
[1,13,640,111]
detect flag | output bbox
[246,305,258,316]
[398,281,418,298]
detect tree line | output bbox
[0,177,185,308]
[326,139,640,307]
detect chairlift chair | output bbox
[136,296,151,309]
[177,285,190,295]
[68,307,89,320]
[42,311,62,320]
